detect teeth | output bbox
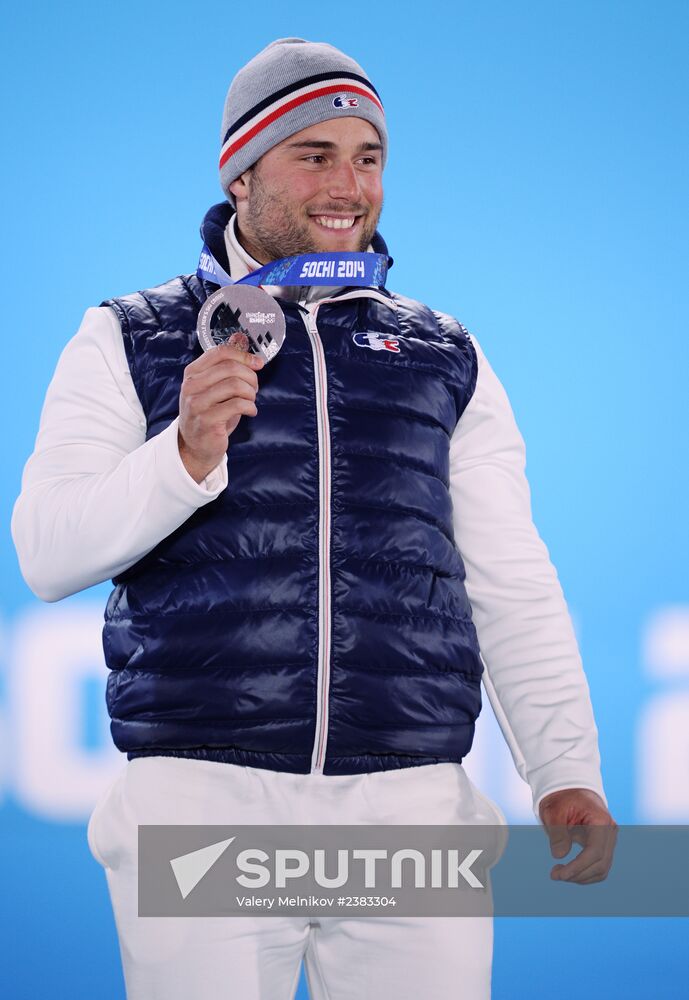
[315,216,356,229]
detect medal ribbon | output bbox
[197,244,389,289]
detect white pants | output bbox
[87,757,507,1000]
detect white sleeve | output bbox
[11,306,228,602]
[450,334,608,820]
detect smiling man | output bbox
[12,37,616,1000]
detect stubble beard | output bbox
[243,167,382,262]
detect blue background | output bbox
[1,0,688,997]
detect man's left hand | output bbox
[538,788,618,884]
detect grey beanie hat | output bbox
[219,37,387,205]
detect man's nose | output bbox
[327,161,361,201]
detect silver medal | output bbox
[197,285,286,362]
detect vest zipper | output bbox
[301,303,332,775]
[298,290,396,775]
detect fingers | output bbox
[182,344,265,404]
[188,374,259,409]
[184,360,259,394]
[182,389,259,427]
[539,789,618,885]
[186,342,265,380]
[177,343,265,482]
[548,827,573,859]
[550,824,618,884]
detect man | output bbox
[12,37,616,1000]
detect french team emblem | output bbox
[352,332,401,353]
[333,95,359,109]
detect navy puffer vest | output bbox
[100,203,484,775]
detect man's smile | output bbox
[310,213,363,231]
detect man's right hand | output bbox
[178,342,265,484]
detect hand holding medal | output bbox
[181,278,288,484]
[177,341,265,485]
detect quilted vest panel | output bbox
[100,223,484,775]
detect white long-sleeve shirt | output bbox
[11,219,608,819]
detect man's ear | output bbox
[229,169,252,204]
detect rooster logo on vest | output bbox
[352,331,401,353]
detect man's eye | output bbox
[305,155,326,163]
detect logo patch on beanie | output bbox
[333,95,359,109]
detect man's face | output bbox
[231,117,384,263]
